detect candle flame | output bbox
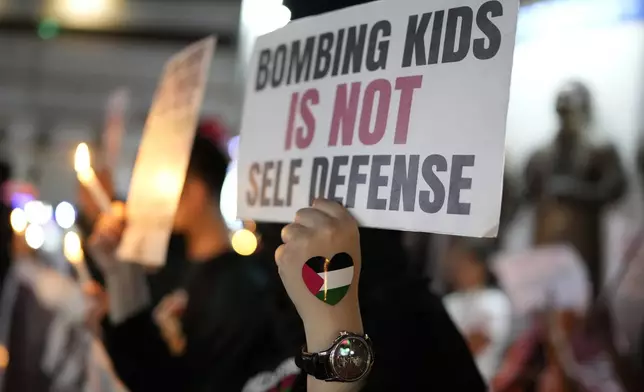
[74,143,91,174]
[64,231,84,264]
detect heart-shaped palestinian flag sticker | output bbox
[302,253,354,305]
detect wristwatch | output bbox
[295,331,374,382]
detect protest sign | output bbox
[118,37,215,266]
[102,88,129,171]
[237,0,518,237]
[492,245,590,315]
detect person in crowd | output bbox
[89,122,285,392]
[442,238,513,382]
[76,162,190,306]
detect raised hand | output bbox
[276,199,363,351]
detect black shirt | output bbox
[246,272,487,392]
[106,234,485,391]
[245,229,487,392]
[104,250,283,392]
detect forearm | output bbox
[560,173,625,205]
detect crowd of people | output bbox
[0,123,491,391]
[0,2,643,391]
[0,108,642,390]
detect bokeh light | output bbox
[231,229,258,256]
[245,0,291,37]
[9,208,28,234]
[227,135,240,162]
[55,201,76,229]
[74,143,92,174]
[220,163,242,230]
[37,18,61,40]
[63,231,84,263]
[0,345,9,369]
[25,224,45,250]
[24,200,53,226]
[51,0,122,27]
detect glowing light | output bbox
[74,143,112,212]
[42,225,62,253]
[231,229,258,256]
[25,224,45,250]
[220,163,242,230]
[52,0,121,27]
[63,231,84,264]
[0,345,8,369]
[246,0,291,37]
[24,200,53,225]
[38,18,61,40]
[55,201,76,229]
[10,208,27,234]
[227,135,240,162]
[10,192,35,209]
[154,170,182,197]
[273,5,291,30]
[74,143,91,174]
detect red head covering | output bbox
[198,117,228,154]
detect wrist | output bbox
[303,311,364,352]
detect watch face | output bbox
[329,336,372,381]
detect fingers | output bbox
[90,210,126,252]
[275,244,286,266]
[281,223,309,243]
[311,198,351,220]
[295,207,333,228]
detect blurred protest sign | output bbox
[237,0,518,237]
[118,37,215,266]
[608,230,644,353]
[102,88,129,171]
[492,245,591,315]
[0,260,126,392]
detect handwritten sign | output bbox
[237,0,518,237]
[118,37,215,267]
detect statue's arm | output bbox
[594,144,628,204]
[548,144,626,205]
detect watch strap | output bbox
[296,347,332,380]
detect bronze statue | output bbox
[524,81,627,297]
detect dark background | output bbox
[284,0,375,20]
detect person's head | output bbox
[173,120,230,233]
[446,238,496,291]
[556,81,592,135]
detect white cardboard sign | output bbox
[237,0,518,237]
[118,37,215,266]
[492,245,590,314]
